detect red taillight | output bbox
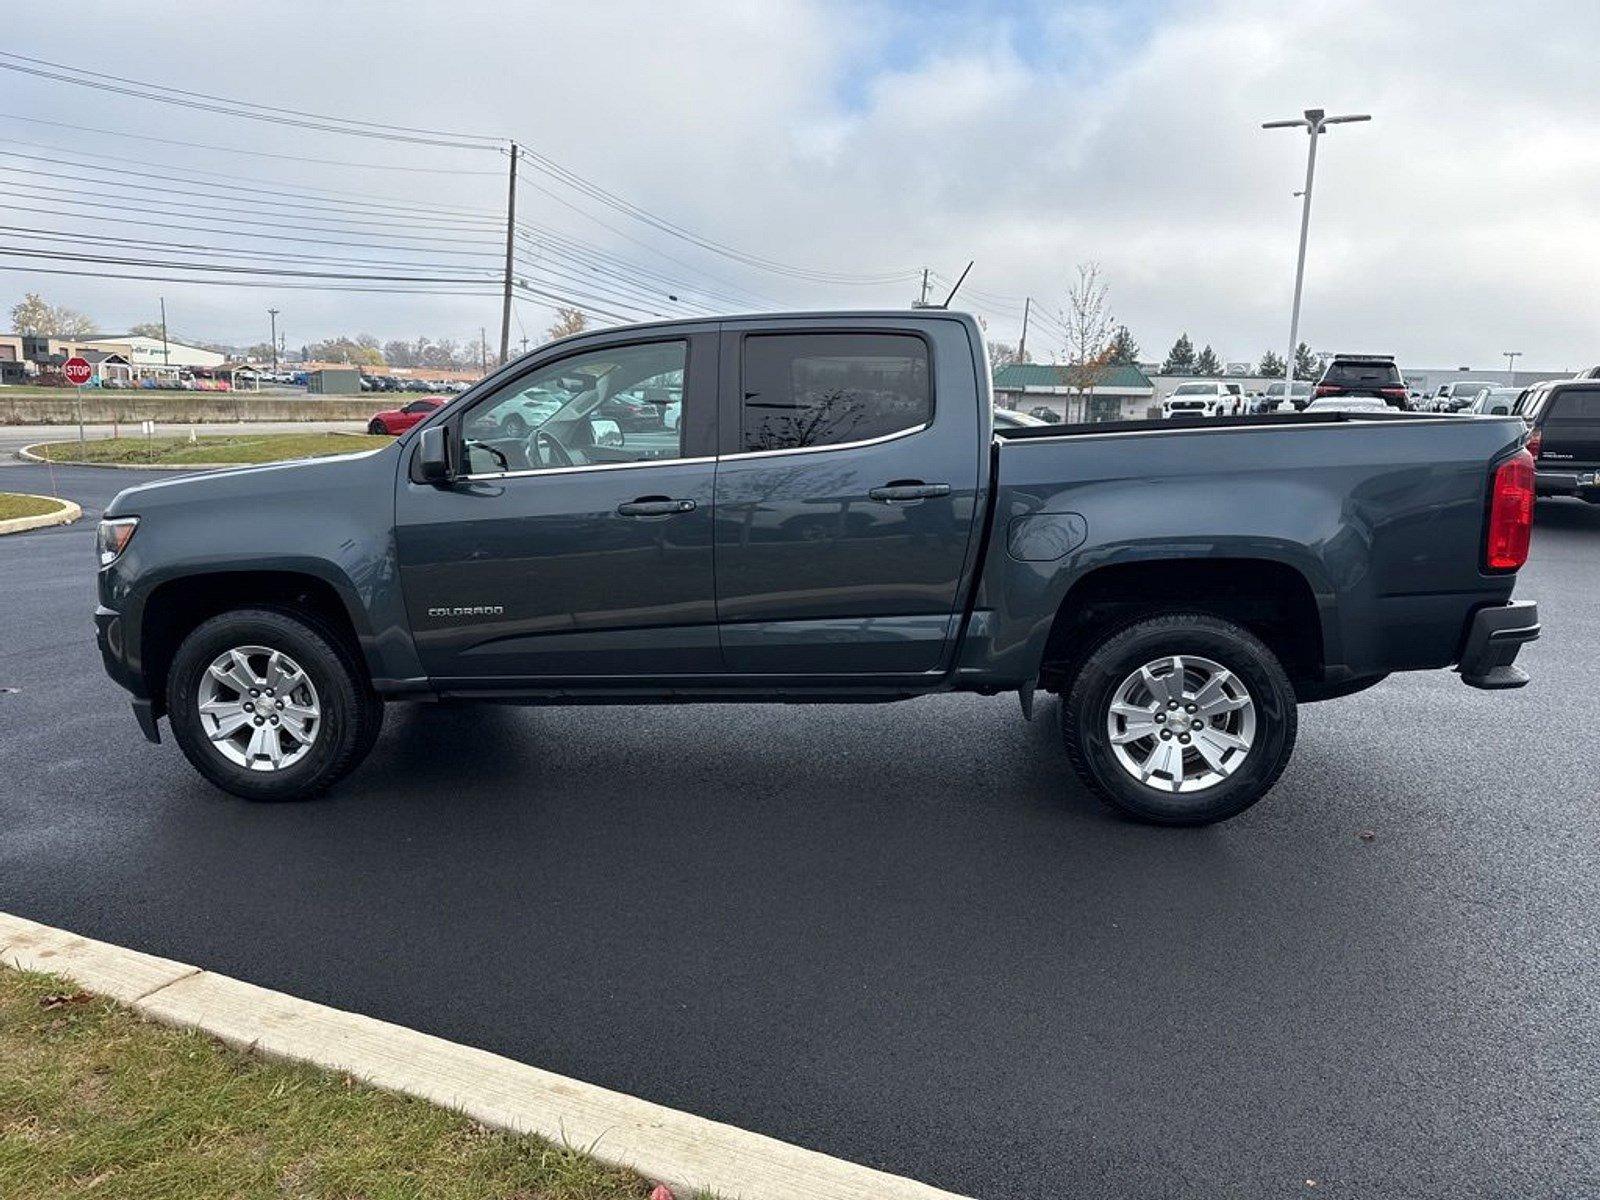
[1314,384,1338,397]
[1526,427,1542,458]
[1485,450,1535,572]
[1378,387,1408,403]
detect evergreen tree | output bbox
[1257,349,1286,377]
[1106,324,1140,366]
[1194,344,1222,376]
[1293,342,1319,381]
[1160,333,1196,375]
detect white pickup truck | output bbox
[1162,380,1246,418]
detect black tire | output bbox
[166,608,381,802]
[1060,612,1297,826]
[367,419,387,435]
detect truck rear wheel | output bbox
[1060,613,1297,826]
[166,608,380,802]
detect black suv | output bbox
[1515,379,1600,503]
[1314,354,1409,409]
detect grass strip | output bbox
[0,967,693,1200]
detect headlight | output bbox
[97,517,139,567]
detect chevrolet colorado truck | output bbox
[95,311,1540,825]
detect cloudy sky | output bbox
[4,0,1597,370]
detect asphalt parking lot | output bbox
[1,462,1595,1199]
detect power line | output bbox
[0,143,502,219]
[0,51,503,150]
[0,166,502,229]
[0,112,505,174]
[0,263,507,295]
[0,186,505,244]
[0,201,504,256]
[0,245,498,284]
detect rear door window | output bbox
[739,333,931,453]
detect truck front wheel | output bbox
[1060,613,1297,826]
[166,608,381,802]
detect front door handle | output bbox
[617,496,696,517]
[868,482,951,503]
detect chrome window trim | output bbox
[720,421,930,462]
[461,455,715,482]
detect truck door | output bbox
[394,330,720,683]
[712,321,983,675]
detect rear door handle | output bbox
[617,496,696,517]
[868,482,950,503]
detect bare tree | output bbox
[547,307,588,341]
[1055,262,1116,422]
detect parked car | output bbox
[1255,380,1314,412]
[993,407,1049,428]
[1304,395,1392,414]
[1027,405,1062,423]
[1162,381,1245,418]
[1514,379,1600,504]
[1314,355,1409,409]
[1468,388,1520,416]
[1431,381,1496,413]
[367,397,446,435]
[94,310,1537,827]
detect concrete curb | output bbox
[0,912,972,1200]
[17,444,228,471]
[0,494,81,535]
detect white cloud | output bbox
[4,0,1596,370]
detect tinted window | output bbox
[1171,383,1213,395]
[1545,389,1600,422]
[1323,360,1401,386]
[740,333,930,452]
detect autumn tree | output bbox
[11,292,96,337]
[547,307,588,341]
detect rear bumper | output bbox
[1536,467,1599,497]
[1457,600,1539,690]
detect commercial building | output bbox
[993,362,1158,422]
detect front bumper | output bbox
[1457,600,1539,690]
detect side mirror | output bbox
[417,424,456,483]
[589,417,623,449]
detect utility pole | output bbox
[1263,108,1370,397]
[267,308,280,372]
[499,141,518,368]
[1018,297,1032,363]
[158,296,170,368]
[480,326,488,375]
[519,336,529,355]
[1503,350,1521,381]
[917,268,930,307]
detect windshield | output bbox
[1172,383,1213,396]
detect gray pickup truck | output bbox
[95,311,1540,825]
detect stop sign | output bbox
[63,356,92,386]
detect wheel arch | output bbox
[138,567,373,719]
[1037,556,1330,692]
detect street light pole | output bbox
[1503,350,1521,381]
[1264,108,1370,398]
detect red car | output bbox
[367,397,445,435]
